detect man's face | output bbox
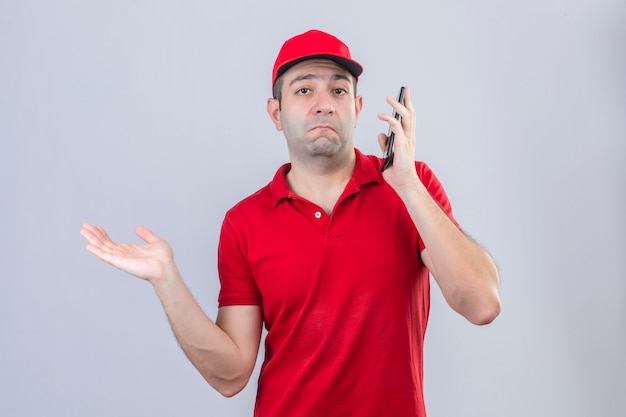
[267,59,363,161]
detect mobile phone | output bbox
[381,86,406,172]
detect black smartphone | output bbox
[381,86,406,172]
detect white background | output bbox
[1,1,625,416]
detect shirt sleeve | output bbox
[415,161,460,252]
[217,212,263,307]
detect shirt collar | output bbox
[270,148,382,207]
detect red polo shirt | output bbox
[218,149,456,417]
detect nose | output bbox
[314,90,334,115]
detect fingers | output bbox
[377,87,415,131]
[80,223,127,263]
[402,88,416,136]
[80,223,118,264]
[96,225,112,242]
[391,88,415,134]
[387,86,413,119]
[376,109,406,144]
[135,225,160,244]
[80,223,110,248]
[84,241,113,262]
[403,87,414,112]
[81,223,159,246]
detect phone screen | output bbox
[381,86,406,172]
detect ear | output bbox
[354,95,363,127]
[267,98,282,131]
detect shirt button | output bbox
[314,211,322,219]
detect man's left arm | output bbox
[398,181,501,325]
[377,88,501,325]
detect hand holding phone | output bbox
[381,86,406,172]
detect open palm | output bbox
[80,223,174,284]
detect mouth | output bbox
[308,124,336,133]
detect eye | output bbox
[296,87,311,95]
[333,88,347,96]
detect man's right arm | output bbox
[153,272,263,397]
[80,223,263,397]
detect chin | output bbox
[306,140,344,158]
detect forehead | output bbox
[282,59,353,83]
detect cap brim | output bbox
[276,54,363,83]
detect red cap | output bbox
[272,29,363,87]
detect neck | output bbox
[286,149,356,214]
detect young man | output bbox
[81,29,500,417]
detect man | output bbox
[81,29,500,417]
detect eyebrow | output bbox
[288,73,352,87]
